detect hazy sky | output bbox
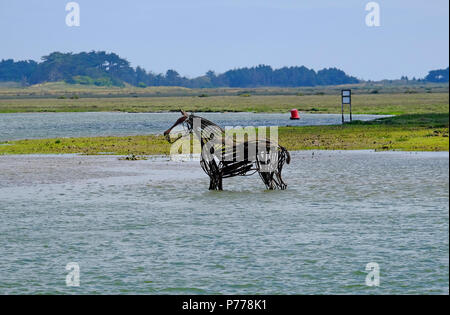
[0,0,448,80]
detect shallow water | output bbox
[0,151,448,294]
[0,112,389,142]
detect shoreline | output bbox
[1,114,448,154]
[1,150,449,158]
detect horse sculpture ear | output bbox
[180,109,188,117]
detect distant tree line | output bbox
[425,67,449,83]
[0,51,448,88]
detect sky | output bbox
[0,0,448,80]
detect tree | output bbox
[0,50,365,88]
[0,59,37,83]
[425,67,449,83]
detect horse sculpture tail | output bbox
[280,146,291,165]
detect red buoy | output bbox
[290,109,300,120]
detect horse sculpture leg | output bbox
[259,171,276,190]
[274,172,287,190]
[206,160,223,191]
[208,175,223,190]
[274,159,287,190]
[258,145,290,190]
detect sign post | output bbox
[341,89,352,123]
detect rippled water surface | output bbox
[0,151,448,294]
[0,112,389,141]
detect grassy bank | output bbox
[0,91,448,115]
[1,114,448,154]
[279,113,449,151]
[1,82,448,98]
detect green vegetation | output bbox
[70,76,116,87]
[0,91,448,115]
[1,51,448,88]
[0,135,170,156]
[1,114,447,155]
[279,113,449,152]
[1,81,448,99]
[426,67,449,83]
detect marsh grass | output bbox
[0,135,170,155]
[0,92,448,115]
[278,114,449,152]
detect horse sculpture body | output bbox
[164,110,290,190]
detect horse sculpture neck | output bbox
[188,115,225,147]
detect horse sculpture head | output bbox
[163,110,191,143]
[163,110,225,144]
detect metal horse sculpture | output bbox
[164,110,290,190]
